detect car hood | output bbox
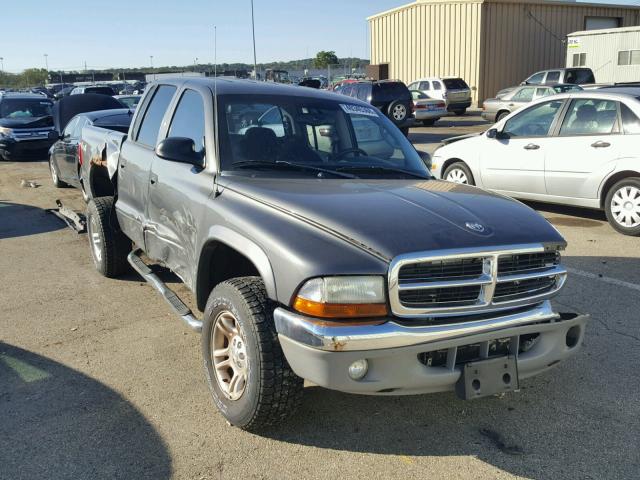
[222,176,565,261]
[0,116,53,129]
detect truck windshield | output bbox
[0,99,53,119]
[219,95,430,179]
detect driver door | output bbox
[480,99,566,196]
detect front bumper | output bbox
[0,138,55,159]
[275,302,589,395]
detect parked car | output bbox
[410,90,446,125]
[497,68,596,98]
[482,84,583,123]
[433,88,640,235]
[408,77,472,115]
[70,85,116,96]
[114,95,142,109]
[80,78,587,431]
[54,86,75,101]
[0,93,56,160]
[339,80,413,133]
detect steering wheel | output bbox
[333,148,368,161]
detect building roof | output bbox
[568,25,640,37]
[368,0,640,21]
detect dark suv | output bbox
[0,93,55,160]
[339,80,413,133]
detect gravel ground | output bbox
[1,115,638,480]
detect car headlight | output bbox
[293,276,388,319]
[0,127,15,139]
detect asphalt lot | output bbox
[1,112,639,480]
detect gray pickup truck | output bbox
[81,77,588,431]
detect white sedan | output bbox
[432,89,640,235]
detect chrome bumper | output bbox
[274,301,563,352]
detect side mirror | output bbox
[416,150,431,169]
[155,137,204,166]
[487,128,509,140]
[520,81,527,86]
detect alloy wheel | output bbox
[211,311,248,401]
[611,185,640,228]
[393,105,407,121]
[50,160,58,184]
[446,168,469,184]
[89,215,103,263]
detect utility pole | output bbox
[250,0,257,79]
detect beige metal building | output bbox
[368,0,640,105]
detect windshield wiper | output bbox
[231,160,357,179]
[335,165,430,179]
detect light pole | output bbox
[194,57,198,73]
[250,0,257,79]
[44,54,49,84]
[213,26,217,78]
[150,55,155,80]
[0,57,4,73]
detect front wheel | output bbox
[49,157,67,188]
[201,277,303,431]
[443,162,475,185]
[605,178,640,236]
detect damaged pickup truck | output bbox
[82,78,589,431]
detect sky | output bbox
[1,0,639,73]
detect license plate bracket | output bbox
[455,355,518,400]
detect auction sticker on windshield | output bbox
[340,104,379,117]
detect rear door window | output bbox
[419,81,430,90]
[136,85,177,147]
[168,89,206,151]
[620,103,640,134]
[432,81,442,90]
[559,99,619,136]
[356,84,371,102]
[545,71,561,83]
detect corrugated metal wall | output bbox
[369,0,640,105]
[480,1,640,102]
[369,1,484,104]
[565,28,640,83]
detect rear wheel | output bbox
[496,111,510,122]
[443,161,475,185]
[605,178,640,236]
[49,157,67,188]
[86,197,131,277]
[201,277,303,431]
[387,101,408,125]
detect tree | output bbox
[314,51,339,68]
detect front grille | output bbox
[389,246,567,317]
[399,285,481,308]
[399,258,483,283]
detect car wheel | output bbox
[388,101,408,125]
[86,197,131,277]
[49,157,67,188]
[421,118,437,127]
[443,162,475,185]
[201,277,303,431]
[496,111,510,122]
[453,109,467,116]
[604,178,640,236]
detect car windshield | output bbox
[220,95,430,179]
[0,99,53,118]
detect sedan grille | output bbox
[390,246,566,317]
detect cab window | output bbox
[136,85,177,147]
[559,99,619,136]
[503,100,564,137]
[168,89,206,151]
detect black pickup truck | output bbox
[80,78,588,431]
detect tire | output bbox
[496,111,510,122]
[443,161,475,185]
[421,118,437,127]
[201,277,303,431]
[604,178,640,236]
[453,109,467,116]
[86,197,131,277]
[49,157,67,188]
[387,100,408,125]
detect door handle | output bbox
[150,173,158,185]
[591,141,611,148]
[524,143,540,150]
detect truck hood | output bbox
[222,176,565,261]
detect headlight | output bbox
[0,127,15,139]
[293,276,388,319]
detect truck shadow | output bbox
[0,201,66,239]
[261,255,640,479]
[0,343,171,480]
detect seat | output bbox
[242,127,279,162]
[568,104,598,133]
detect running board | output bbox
[127,249,202,332]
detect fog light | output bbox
[348,359,368,380]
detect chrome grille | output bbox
[389,245,567,317]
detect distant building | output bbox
[368,0,640,104]
[566,26,640,84]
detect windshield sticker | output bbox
[340,104,379,117]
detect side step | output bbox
[127,249,203,332]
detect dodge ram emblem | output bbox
[465,222,485,233]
